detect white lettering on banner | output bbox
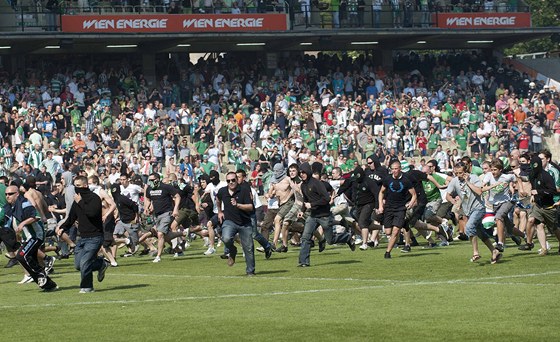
[446,17,472,26]
[82,19,168,30]
[116,19,168,29]
[182,19,214,28]
[83,19,115,29]
[182,18,264,28]
[445,16,516,27]
[474,17,515,26]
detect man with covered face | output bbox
[338,166,379,251]
[56,176,109,293]
[526,155,560,255]
[297,162,355,267]
[144,172,182,263]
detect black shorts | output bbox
[0,228,20,252]
[355,203,374,228]
[103,216,116,248]
[383,210,406,229]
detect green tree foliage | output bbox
[504,0,560,54]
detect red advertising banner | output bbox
[436,13,531,29]
[61,14,287,33]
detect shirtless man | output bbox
[269,163,295,251]
[88,176,118,266]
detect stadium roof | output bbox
[0,27,558,54]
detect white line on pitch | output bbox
[0,279,555,310]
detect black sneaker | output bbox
[458,233,469,241]
[297,263,310,267]
[97,259,109,282]
[518,243,534,251]
[44,256,56,274]
[139,249,150,256]
[347,238,356,252]
[401,245,411,253]
[309,240,315,248]
[511,235,522,246]
[438,225,451,241]
[496,243,504,253]
[384,252,391,259]
[220,253,230,259]
[265,245,273,259]
[318,239,326,253]
[276,245,288,253]
[4,258,18,268]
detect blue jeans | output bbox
[251,214,271,249]
[74,235,104,289]
[221,220,255,274]
[298,214,351,266]
[465,209,490,239]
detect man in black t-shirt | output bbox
[216,171,256,276]
[378,161,417,259]
[144,173,182,263]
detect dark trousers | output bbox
[16,238,57,290]
[74,235,104,289]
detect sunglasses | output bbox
[5,192,17,196]
[226,179,237,183]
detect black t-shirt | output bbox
[382,173,413,211]
[216,185,253,226]
[405,169,428,205]
[118,126,132,140]
[177,184,196,211]
[146,183,178,216]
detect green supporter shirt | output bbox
[144,125,156,142]
[70,108,82,126]
[301,129,317,152]
[195,141,208,155]
[546,166,560,202]
[201,161,215,175]
[428,133,440,149]
[455,132,468,151]
[423,172,446,203]
[468,112,479,132]
[471,165,483,176]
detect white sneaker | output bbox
[256,246,265,253]
[110,261,118,267]
[152,256,161,263]
[18,274,34,284]
[359,243,368,251]
[355,237,363,245]
[79,288,95,293]
[204,247,216,255]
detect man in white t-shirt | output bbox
[120,173,143,203]
[481,159,522,252]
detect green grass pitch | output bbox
[2,239,560,341]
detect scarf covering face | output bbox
[529,155,543,182]
[272,163,286,184]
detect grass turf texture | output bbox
[2,239,560,341]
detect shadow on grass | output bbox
[399,252,441,257]
[96,284,150,292]
[255,270,289,275]
[319,259,362,266]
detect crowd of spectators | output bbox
[0,51,558,192]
